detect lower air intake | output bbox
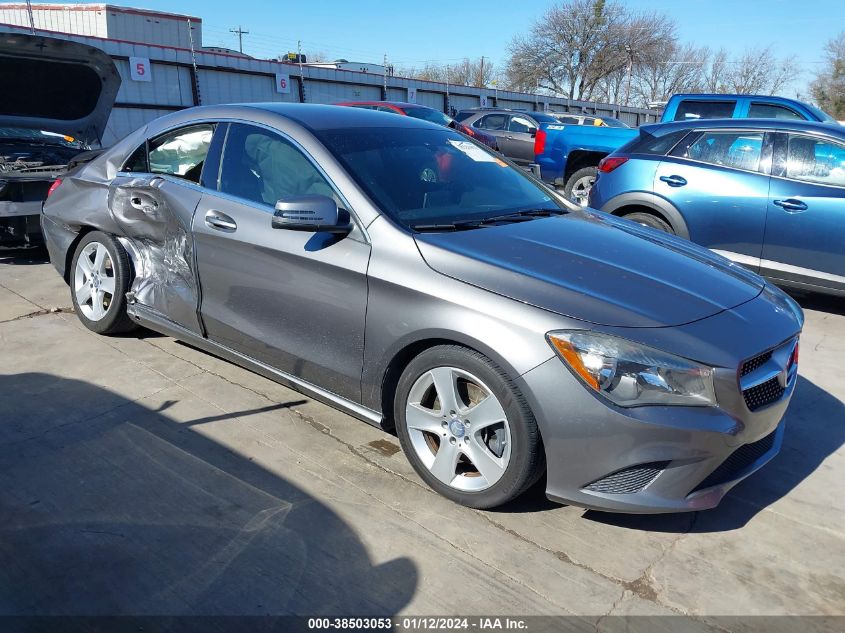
[691,429,777,493]
[584,461,670,494]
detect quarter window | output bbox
[673,100,735,121]
[748,103,803,120]
[218,123,337,207]
[475,114,507,130]
[147,125,214,183]
[786,135,845,187]
[683,131,764,171]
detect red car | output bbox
[336,101,499,151]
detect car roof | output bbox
[641,118,845,137]
[670,93,803,102]
[172,102,442,132]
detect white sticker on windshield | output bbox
[448,139,497,162]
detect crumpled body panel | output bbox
[107,176,203,334]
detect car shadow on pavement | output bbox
[792,291,845,317]
[584,376,845,533]
[0,372,417,617]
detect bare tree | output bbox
[811,31,845,118]
[725,47,799,94]
[632,42,707,106]
[398,57,494,88]
[503,0,673,101]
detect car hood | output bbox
[414,211,765,328]
[0,33,121,145]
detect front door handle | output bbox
[659,175,687,187]
[773,198,808,212]
[205,209,237,232]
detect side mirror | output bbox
[272,195,351,233]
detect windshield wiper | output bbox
[411,208,567,233]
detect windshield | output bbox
[316,127,566,229]
[598,117,630,128]
[403,107,452,127]
[805,103,838,123]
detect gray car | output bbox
[41,104,803,513]
[454,108,559,166]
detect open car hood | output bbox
[414,211,765,328]
[0,33,121,145]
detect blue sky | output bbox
[115,0,843,96]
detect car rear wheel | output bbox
[564,167,597,206]
[70,231,137,335]
[623,211,674,234]
[394,345,544,509]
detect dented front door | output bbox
[108,174,204,334]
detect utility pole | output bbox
[383,53,388,100]
[25,0,35,33]
[297,40,306,103]
[187,19,202,105]
[479,56,485,88]
[623,46,634,107]
[230,25,249,54]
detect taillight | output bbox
[534,129,546,156]
[598,156,628,173]
[47,179,62,197]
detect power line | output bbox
[229,25,249,54]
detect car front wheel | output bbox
[70,231,137,335]
[394,346,544,509]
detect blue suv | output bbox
[589,118,845,297]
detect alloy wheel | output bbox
[405,366,512,492]
[570,175,595,206]
[74,241,116,321]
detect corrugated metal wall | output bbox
[0,5,108,38]
[0,22,661,146]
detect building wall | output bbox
[0,22,660,146]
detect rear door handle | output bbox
[659,175,687,187]
[773,198,808,212]
[205,209,237,232]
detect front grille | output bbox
[743,376,785,411]
[584,461,670,494]
[691,429,777,493]
[741,350,772,377]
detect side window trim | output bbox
[200,122,228,191]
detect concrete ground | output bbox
[1,247,843,626]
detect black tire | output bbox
[394,345,544,509]
[563,166,598,206]
[70,231,137,335]
[623,211,674,234]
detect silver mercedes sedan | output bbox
[41,104,803,512]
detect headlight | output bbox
[547,331,716,407]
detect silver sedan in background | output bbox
[41,104,803,512]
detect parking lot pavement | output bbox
[1,249,843,622]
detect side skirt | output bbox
[127,303,385,428]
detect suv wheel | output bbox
[394,345,544,509]
[623,211,674,234]
[564,167,597,206]
[70,231,137,335]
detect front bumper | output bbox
[517,296,801,513]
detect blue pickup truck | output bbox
[536,93,838,204]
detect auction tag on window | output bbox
[129,57,152,82]
[447,139,498,163]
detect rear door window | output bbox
[508,116,536,134]
[785,135,845,187]
[147,125,214,183]
[673,100,735,122]
[474,114,507,130]
[748,103,804,120]
[680,131,764,171]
